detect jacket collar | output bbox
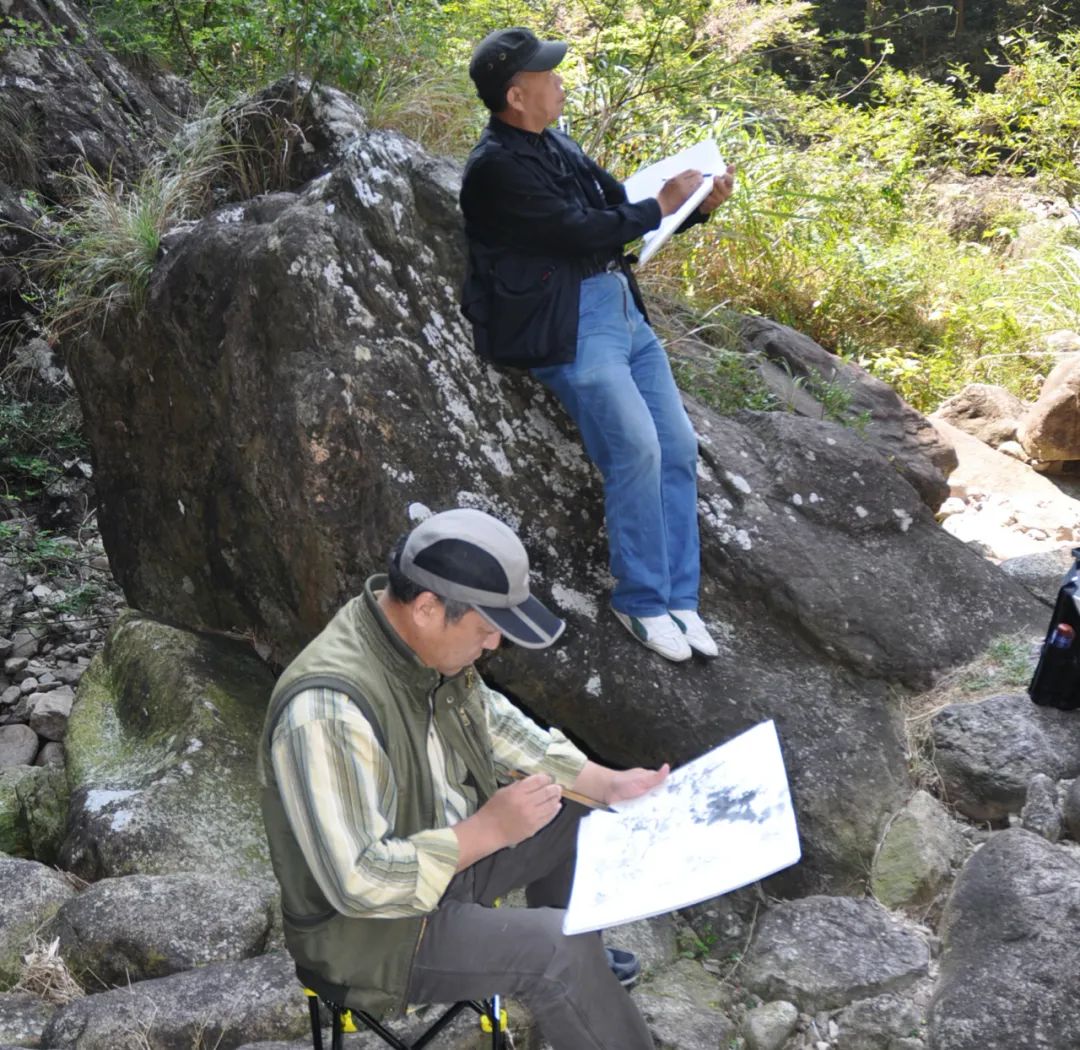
[484,115,553,157]
[357,575,470,694]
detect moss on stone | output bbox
[63,614,276,879]
[16,765,71,865]
[0,767,37,857]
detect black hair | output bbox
[479,71,521,114]
[386,533,470,623]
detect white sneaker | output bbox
[613,609,692,662]
[669,610,719,658]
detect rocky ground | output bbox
[0,506,124,796]
[3,385,1080,1050]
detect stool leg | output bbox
[307,995,324,1050]
[490,994,502,1050]
[330,1004,344,1050]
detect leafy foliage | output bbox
[56,0,1080,413]
[0,393,84,501]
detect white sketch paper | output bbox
[563,720,800,935]
[623,139,726,266]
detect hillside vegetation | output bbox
[6,0,1080,419]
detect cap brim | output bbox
[474,594,566,649]
[520,40,567,73]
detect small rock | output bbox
[53,664,84,686]
[1064,778,1080,841]
[997,440,1029,461]
[34,741,64,768]
[0,640,11,658]
[37,671,57,687]
[1020,773,1062,841]
[743,1000,799,1050]
[29,688,74,742]
[0,687,19,707]
[871,791,964,909]
[2,658,27,678]
[937,497,966,518]
[18,678,38,695]
[9,628,42,659]
[0,724,38,768]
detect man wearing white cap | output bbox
[259,508,666,1049]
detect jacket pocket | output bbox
[489,257,560,360]
[283,903,338,929]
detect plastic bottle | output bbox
[1049,623,1076,649]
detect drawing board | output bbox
[563,720,800,935]
[623,139,726,266]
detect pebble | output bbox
[19,677,38,695]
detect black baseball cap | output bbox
[399,508,565,649]
[469,27,567,107]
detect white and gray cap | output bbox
[398,508,565,649]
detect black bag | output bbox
[1029,547,1080,710]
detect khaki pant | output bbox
[406,802,655,1050]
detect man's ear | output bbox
[411,591,443,630]
[505,81,525,114]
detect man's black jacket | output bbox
[459,118,701,369]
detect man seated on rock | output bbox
[259,507,667,1050]
[459,28,736,663]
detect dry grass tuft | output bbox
[13,936,85,1004]
[901,630,1039,794]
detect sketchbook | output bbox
[562,720,800,935]
[623,139,726,266]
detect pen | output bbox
[508,770,614,812]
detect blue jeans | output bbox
[532,272,700,617]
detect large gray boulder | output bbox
[63,93,1042,891]
[0,857,76,988]
[59,613,275,880]
[929,828,1080,1049]
[49,874,279,986]
[740,315,957,509]
[0,992,55,1048]
[40,952,308,1050]
[740,895,930,1012]
[931,693,1080,821]
[930,383,1025,449]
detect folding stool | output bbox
[304,988,506,1050]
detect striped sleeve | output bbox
[480,681,588,789]
[270,687,459,919]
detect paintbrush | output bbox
[508,770,614,812]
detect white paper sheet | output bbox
[623,139,726,266]
[562,720,800,935]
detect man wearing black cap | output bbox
[459,28,736,664]
[260,508,666,1049]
